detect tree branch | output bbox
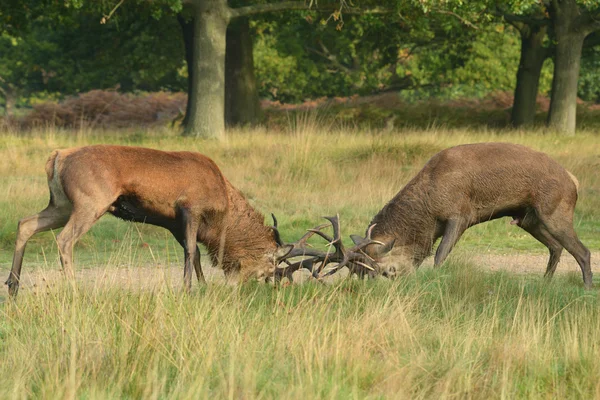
[584,30,600,48]
[100,0,126,24]
[578,10,600,35]
[230,1,306,18]
[498,10,549,29]
[305,40,354,74]
[430,9,480,30]
[230,1,391,19]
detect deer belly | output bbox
[109,195,174,227]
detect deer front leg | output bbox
[192,246,204,283]
[178,207,200,292]
[434,218,468,267]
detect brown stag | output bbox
[6,145,299,297]
[340,143,592,288]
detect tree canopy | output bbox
[1,0,600,135]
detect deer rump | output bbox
[361,142,592,288]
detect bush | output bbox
[19,90,186,129]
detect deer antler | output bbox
[273,214,386,281]
[270,214,333,281]
[319,222,390,278]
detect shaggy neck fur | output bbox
[201,179,277,275]
[368,175,438,262]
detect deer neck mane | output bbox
[370,178,434,248]
[204,180,277,273]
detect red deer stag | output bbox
[342,143,592,288]
[6,145,297,297]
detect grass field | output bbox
[1,122,600,398]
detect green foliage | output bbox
[253,9,554,103]
[254,12,402,102]
[579,45,600,102]
[2,0,600,113]
[0,2,186,112]
[253,7,484,103]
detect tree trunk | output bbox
[177,13,194,129]
[183,0,230,139]
[0,84,15,117]
[225,17,261,127]
[511,25,548,128]
[5,95,13,117]
[547,1,586,135]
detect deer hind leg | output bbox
[56,205,108,281]
[6,205,71,297]
[519,221,563,279]
[434,218,468,267]
[540,207,592,289]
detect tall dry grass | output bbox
[2,263,600,399]
[1,120,599,258]
[1,123,600,398]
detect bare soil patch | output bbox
[2,251,599,298]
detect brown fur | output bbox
[202,178,280,278]
[365,142,592,287]
[6,145,282,296]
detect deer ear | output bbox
[350,234,363,245]
[274,244,294,261]
[372,239,396,257]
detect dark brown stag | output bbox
[343,142,592,288]
[6,145,297,297]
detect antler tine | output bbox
[298,223,330,246]
[270,213,284,246]
[365,223,377,239]
[307,228,334,243]
[278,219,339,262]
[275,257,320,282]
[313,215,348,275]
[275,214,385,281]
[324,215,343,244]
[324,215,346,256]
[314,219,384,277]
[320,259,375,280]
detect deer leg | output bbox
[6,205,71,297]
[546,227,591,289]
[519,222,563,279]
[178,240,204,283]
[541,213,592,289]
[56,206,106,281]
[170,227,205,284]
[178,208,200,292]
[192,246,204,283]
[434,218,468,267]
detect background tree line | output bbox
[1,0,600,137]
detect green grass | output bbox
[1,125,600,267]
[1,124,600,398]
[1,264,599,398]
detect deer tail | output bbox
[567,170,579,194]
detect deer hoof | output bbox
[6,280,19,297]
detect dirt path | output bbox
[2,251,600,297]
